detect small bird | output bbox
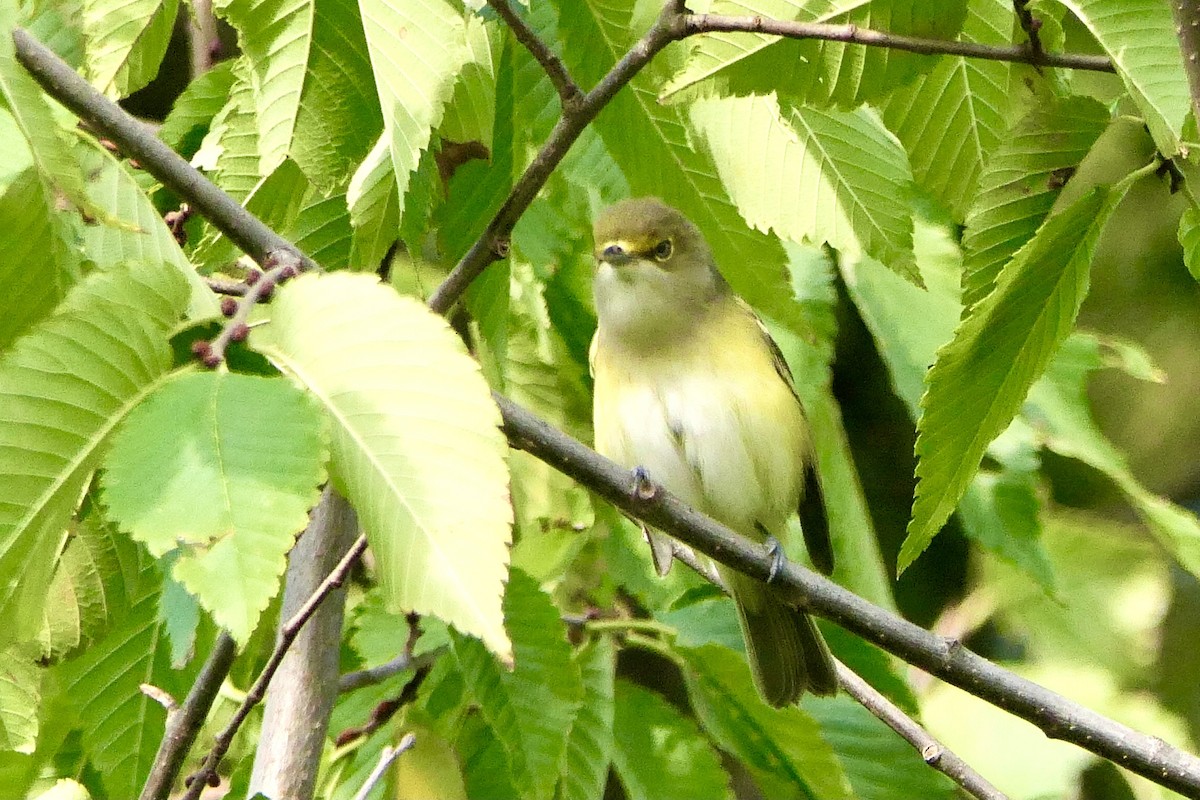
[589,197,838,705]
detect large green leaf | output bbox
[287,193,354,271]
[215,0,380,190]
[1051,0,1188,156]
[0,262,188,648]
[691,93,918,284]
[904,184,1128,571]
[557,637,615,800]
[252,272,513,657]
[613,679,733,800]
[347,134,399,271]
[1026,335,1200,578]
[191,59,260,201]
[960,97,1110,313]
[552,0,810,336]
[101,372,327,643]
[682,644,854,800]
[158,60,237,157]
[661,0,964,109]
[81,0,178,98]
[844,221,1055,587]
[359,0,467,203]
[881,0,1011,220]
[450,569,582,800]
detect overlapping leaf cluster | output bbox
[0,0,1197,796]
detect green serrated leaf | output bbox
[76,140,218,319]
[661,0,964,109]
[0,262,188,648]
[692,92,919,285]
[682,644,854,800]
[0,646,39,754]
[612,679,733,800]
[214,0,380,190]
[55,557,178,799]
[192,59,260,200]
[252,272,513,657]
[347,134,399,271]
[881,0,1011,220]
[960,96,1110,312]
[1051,0,1188,156]
[158,60,238,158]
[1026,334,1200,578]
[361,0,467,203]
[101,372,327,643]
[82,0,178,98]
[450,569,582,800]
[904,182,1129,571]
[557,637,615,800]
[0,169,75,351]
[287,194,353,271]
[440,14,499,148]
[38,509,144,661]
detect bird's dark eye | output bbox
[652,239,673,261]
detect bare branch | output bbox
[139,633,238,800]
[835,663,1008,800]
[496,394,1200,795]
[200,250,301,367]
[486,0,582,107]
[682,14,1115,73]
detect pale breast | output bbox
[592,318,807,536]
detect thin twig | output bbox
[139,633,238,800]
[204,277,249,296]
[334,665,434,747]
[485,0,582,107]
[198,250,301,366]
[179,536,369,800]
[339,647,446,694]
[351,733,417,800]
[835,663,1008,800]
[1171,0,1200,127]
[682,14,1115,73]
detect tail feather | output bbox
[729,572,837,706]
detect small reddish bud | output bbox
[191,340,212,358]
[1029,17,1042,32]
[202,351,222,368]
[229,323,250,343]
[278,263,299,280]
[245,269,262,286]
[258,278,276,300]
[128,158,142,170]
[207,771,221,787]
[220,297,238,317]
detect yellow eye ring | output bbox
[653,239,673,261]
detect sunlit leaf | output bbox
[0,645,39,753]
[252,272,512,657]
[81,0,178,98]
[101,372,327,643]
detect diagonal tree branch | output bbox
[485,0,582,107]
[14,8,1200,798]
[682,14,1115,73]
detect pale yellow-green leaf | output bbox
[252,272,513,659]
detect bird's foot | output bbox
[764,536,787,584]
[631,465,658,501]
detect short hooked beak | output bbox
[596,242,633,266]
